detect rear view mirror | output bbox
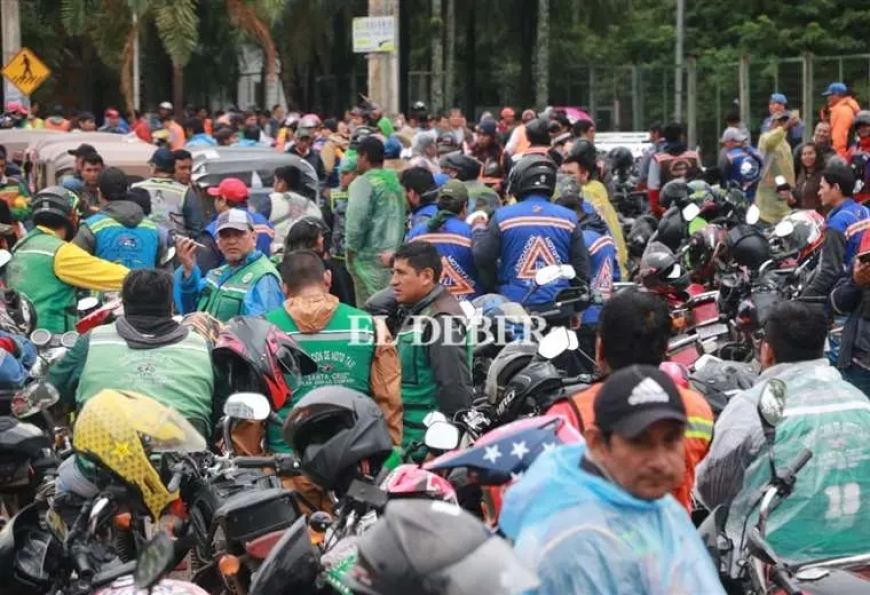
[11,382,60,419]
[774,220,794,238]
[0,250,11,269]
[224,392,271,421]
[746,204,761,225]
[537,327,577,360]
[134,530,176,590]
[422,411,447,428]
[682,203,701,222]
[424,421,460,451]
[77,296,99,313]
[758,379,786,438]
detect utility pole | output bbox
[132,12,141,111]
[366,0,400,115]
[1,0,24,107]
[674,0,684,122]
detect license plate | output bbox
[670,344,700,367]
[697,322,728,340]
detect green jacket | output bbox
[197,255,280,322]
[264,303,376,453]
[8,228,77,333]
[396,286,473,450]
[344,168,406,259]
[49,320,216,438]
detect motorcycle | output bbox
[28,328,79,380]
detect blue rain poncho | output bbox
[500,443,725,595]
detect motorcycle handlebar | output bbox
[234,454,303,476]
[782,449,813,485]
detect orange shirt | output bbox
[547,382,714,512]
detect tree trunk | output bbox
[535,0,549,107]
[519,0,536,108]
[444,0,455,108]
[430,0,443,113]
[464,1,475,117]
[172,63,184,118]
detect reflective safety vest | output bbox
[75,322,214,436]
[397,293,473,450]
[407,215,483,299]
[653,150,701,186]
[86,212,161,269]
[492,195,577,304]
[132,177,189,234]
[725,147,763,201]
[8,229,77,333]
[264,303,375,453]
[196,254,280,322]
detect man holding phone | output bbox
[757,110,798,224]
[802,161,870,299]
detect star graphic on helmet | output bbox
[483,444,502,463]
[542,441,557,452]
[511,440,530,459]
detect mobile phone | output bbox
[775,175,790,192]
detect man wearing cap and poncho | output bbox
[717,127,763,201]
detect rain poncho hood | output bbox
[500,443,725,595]
[697,359,870,565]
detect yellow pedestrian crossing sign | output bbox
[2,48,51,97]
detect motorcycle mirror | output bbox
[424,421,461,451]
[223,392,271,421]
[77,296,100,313]
[534,264,574,286]
[11,382,61,419]
[537,327,575,360]
[29,328,51,348]
[133,530,176,591]
[774,220,794,238]
[160,246,177,266]
[422,411,448,428]
[88,496,111,535]
[746,526,779,566]
[459,300,476,320]
[746,204,761,225]
[0,249,12,269]
[682,203,701,222]
[60,331,79,349]
[758,379,787,442]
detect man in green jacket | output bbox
[173,208,284,321]
[345,136,407,306]
[391,241,473,450]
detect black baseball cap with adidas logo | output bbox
[594,365,686,439]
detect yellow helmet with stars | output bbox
[73,389,207,520]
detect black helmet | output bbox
[654,208,688,251]
[639,241,689,292]
[609,146,634,171]
[31,186,81,237]
[566,139,598,173]
[411,101,427,112]
[0,290,36,336]
[659,179,691,209]
[350,126,376,150]
[213,316,317,411]
[525,118,551,146]
[283,386,393,493]
[726,224,771,269]
[343,500,538,595]
[481,159,502,180]
[442,153,482,181]
[436,133,460,155]
[855,110,870,128]
[506,154,558,199]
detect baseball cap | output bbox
[105,108,120,118]
[769,93,787,105]
[478,119,497,136]
[594,365,687,439]
[822,82,848,97]
[339,153,358,174]
[98,167,129,201]
[295,127,313,139]
[207,177,249,202]
[5,101,26,115]
[438,179,469,204]
[159,101,173,110]
[149,147,175,171]
[720,127,748,144]
[216,208,254,233]
[78,111,96,122]
[68,143,97,157]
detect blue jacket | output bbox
[407,214,484,299]
[407,203,438,234]
[185,133,217,148]
[500,443,725,595]
[805,198,870,297]
[473,195,588,304]
[0,332,36,389]
[83,209,161,269]
[724,146,763,201]
[582,229,619,325]
[204,210,274,264]
[61,174,84,195]
[173,250,284,317]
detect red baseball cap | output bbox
[105,108,120,117]
[207,177,249,202]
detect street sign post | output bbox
[2,47,51,98]
[352,16,396,53]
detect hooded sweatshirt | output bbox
[500,443,725,595]
[831,96,861,159]
[72,200,164,266]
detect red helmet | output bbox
[774,209,826,263]
[212,316,317,410]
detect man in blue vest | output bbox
[472,154,590,305]
[73,167,167,269]
[400,166,438,233]
[717,127,763,201]
[803,161,870,298]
